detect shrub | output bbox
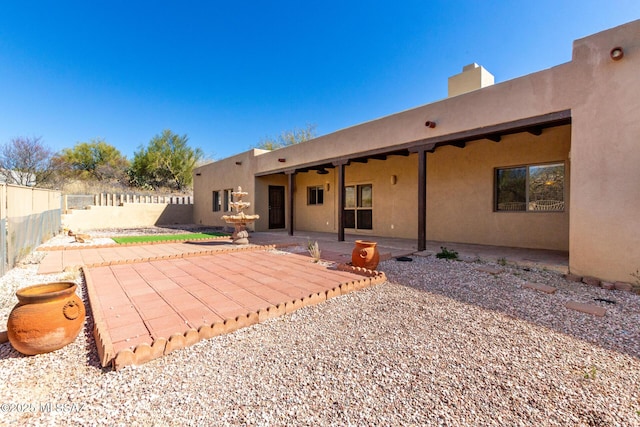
[436,246,458,260]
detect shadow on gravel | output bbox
[78,274,112,372]
[184,240,233,246]
[380,257,640,361]
[0,342,26,360]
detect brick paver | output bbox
[565,301,607,317]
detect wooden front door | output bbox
[268,185,285,229]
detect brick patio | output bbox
[36,241,386,370]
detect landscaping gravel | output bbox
[1,234,639,426]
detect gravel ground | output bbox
[1,231,639,426]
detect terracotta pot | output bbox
[351,240,380,270]
[7,282,85,355]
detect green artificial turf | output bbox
[112,232,226,244]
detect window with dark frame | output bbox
[495,162,565,212]
[344,184,373,229]
[212,191,221,212]
[223,189,232,212]
[307,185,324,205]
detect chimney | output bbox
[447,63,494,97]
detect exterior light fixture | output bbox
[278,158,286,163]
[235,161,242,165]
[610,46,624,61]
[425,121,436,128]
[390,175,397,185]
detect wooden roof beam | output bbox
[528,127,543,136]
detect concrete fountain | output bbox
[222,186,260,244]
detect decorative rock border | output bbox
[85,259,386,371]
[564,273,638,295]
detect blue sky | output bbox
[1,1,638,162]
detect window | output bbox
[307,186,324,205]
[344,184,373,229]
[495,163,565,212]
[223,189,232,212]
[212,191,221,212]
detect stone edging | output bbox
[77,244,275,269]
[564,273,638,295]
[82,265,114,368]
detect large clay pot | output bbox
[351,240,380,270]
[7,282,85,355]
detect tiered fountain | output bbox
[222,186,260,245]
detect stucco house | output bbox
[194,20,640,284]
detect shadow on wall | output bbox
[64,204,194,231]
[155,204,195,226]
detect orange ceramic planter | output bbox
[7,282,85,355]
[351,240,380,270]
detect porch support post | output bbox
[333,160,348,242]
[417,147,429,251]
[286,170,295,236]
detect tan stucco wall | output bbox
[194,20,640,282]
[291,126,569,249]
[292,156,420,238]
[63,204,193,231]
[448,63,495,97]
[567,22,640,282]
[427,125,570,250]
[248,60,575,175]
[255,174,289,231]
[293,170,337,233]
[193,149,267,231]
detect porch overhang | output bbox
[254,109,571,176]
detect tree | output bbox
[129,130,204,191]
[0,136,56,187]
[55,139,129,182]
[254,123,317,150]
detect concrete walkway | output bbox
[38,231,569,275]
[250,231,569,273]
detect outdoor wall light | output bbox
[278,158,286,163]
[235,161,242,165]
[390,175,397,185]
[326,182,330,192]
[610,46,624,61]
[425,121,437,128]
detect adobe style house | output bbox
[194,20,640,284]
